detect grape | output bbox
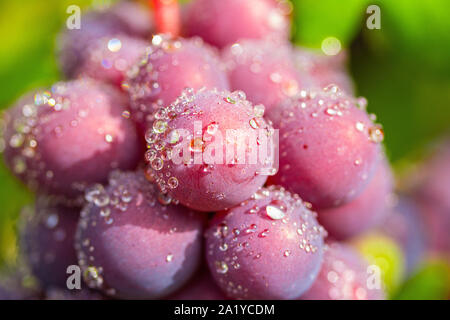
[266,86,383,209]
[293,47,354,94]
[318,157,394,240]
[184,0,291,48]
[380,197,426,275]
[75,170,205,299]
[2,79,142,197]
[75,35,148,88]
[205,186,326,299]
[20,195,80,289]
[57,1,152,78]
[416,201,450,255]
[0,273,39,300]
[168,268,227,300]
[124,36,229,131]
[301,242,385,300]
[143,89,272,212]
[45,287,105,300]
[414,140,450,254]
[222,39,309,112]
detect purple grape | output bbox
[414,140,450,254]
[266,86,383,209]
[205,186,326,299]
[75,35,148,88]
[2,79,142,197]
[168,268,227,300]
[45,287,105,300]
[184,0,291,48]
[293,47,354,94]
[317,157,394,240]
[222,39,310,112]
[380,196,426,275]
[124,36,229,131]
[301,242,385,300]
[75,170,205,299]
[143,89,271,212]
[20,195,80,289]
[0,272,40,300]
[57,1,153,78]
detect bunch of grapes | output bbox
[0,0,448,300]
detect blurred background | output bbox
[0,0,449,299]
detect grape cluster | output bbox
[0,0,447,300]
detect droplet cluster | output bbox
[124,36,229,131]
[20,195,79,289]
[1,79,141,197]
[75,170,205,299]
[142,88,273,212]
[185,0,292,48]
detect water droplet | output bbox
[215,261,229,274]
[167,129,180,144]
[167,177,178,189]
[206,122,219,135]
[45,214,59,229]
[104,134,113,143]
[258,229,269,238]
[253,104,265,117]
[189,138,204,152]
[107,38,122,52]
[249,118,260,129]
[166,254,173,262]
[224,97,236,104]
[153,120,168,134]
[355,122,365,132]
[266,204,285,220]
[368,125,384,143]
[151,157,164,170]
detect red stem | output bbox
[150,0,181,37]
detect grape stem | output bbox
[150,0,181,37]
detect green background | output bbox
[0,0,449,298]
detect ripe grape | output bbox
[301,242,385,300]
[2,79,141,197]
[414,140,450,254]
[20,195,80,289]
[318,157,394,240]
[124,36,229,131]
[205,186,326,299]
[75,170,205,299]
[75,35,148,87]
[380,197,426,275]
[222,39,308,112]
[57,1,152,78]
[0,272,39,300]
[266,86,383,209]
[143,89,272,212]
[293,47,354,94]
[184,0,291,48]
[45,287,105,300]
